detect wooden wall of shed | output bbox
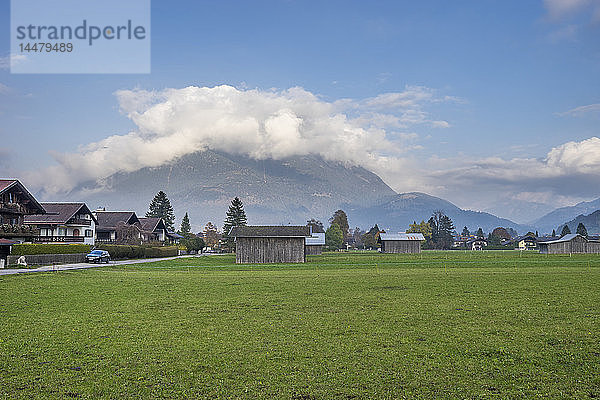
[235,237,305,263]
[305,245,322,255]
[382,240,421,254]
[586,242,600,253]
[540,236,596,254]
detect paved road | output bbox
[0,255,206,276]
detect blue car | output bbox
[86,250,111,263]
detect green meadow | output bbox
[1,251,599,399]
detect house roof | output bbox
[0,179,45,214]
[539,233,583,244]
[0,238,17,246]
[138,217,166,232]
[230,225,310,238]
[24,202,97,225]
[379,232,425,241]
[94,211,139,230]
[306,232,326,245]
[166,231,184,239]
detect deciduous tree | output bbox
[325,223,344,250]
[329,210,349,241]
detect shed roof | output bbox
[539,233,581,244]
[230,225,310,238]
[379,232,425,241]
[306,232,325,245]
[24,203,96,224]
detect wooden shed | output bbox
[229,226,310,263]
[378,232,425,254]
[538,234,600,254]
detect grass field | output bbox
[1,251,599,399]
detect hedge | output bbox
[11,243,92,256]
[94,244,178,260]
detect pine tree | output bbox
[462,226,470,237]
[179,212,191,235]
[476,227,484,239]
[560,225,571,237]
[552,229,556,237]
[146,191,175,231]
[223,197,247,250]
[576,222,588,237]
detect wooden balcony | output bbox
[33,236,85,243]
[0,224,38,238]
[67,218,92,226]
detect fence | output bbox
[7,253,87,267]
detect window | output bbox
[58,227,66,236]
[73,228,80,237]
[85,229,93,237]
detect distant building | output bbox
[538,234,600,254]
[25,202,97,245]
[468,238,487,251]
[378,232,425,254]
[305,225,325,255]
[229,225,310,263]
[0,179,45,242]
[516,236,537,250]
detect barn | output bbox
[378,232,425,254]
[229,226,310,263]
[538,233,600,254]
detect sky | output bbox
[1,0,600,223]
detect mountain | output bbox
[557,210,600,235]
[64,150,396,231]
[532,197,600,234]
[346,192,531,233]
[51,150,528,234]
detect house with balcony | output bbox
[0,179,45,241]
[93,210,142,244]
[24,202,97,245]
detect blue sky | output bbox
[1,0,600,223]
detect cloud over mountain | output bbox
[29,85,451,194]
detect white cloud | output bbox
[390,137,600,217]
[544,0,597,19]
[30,84,453,194]
[0,83,9,94]
[0,54,28,70]
[557,103,600,117]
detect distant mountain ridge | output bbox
[558,210,600,235]
[533,197,600,233]
[347,192,531,233]
[47,150,530,234]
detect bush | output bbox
[94,244,178,260]
[11,244,92,256]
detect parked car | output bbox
[86,250,111,263]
